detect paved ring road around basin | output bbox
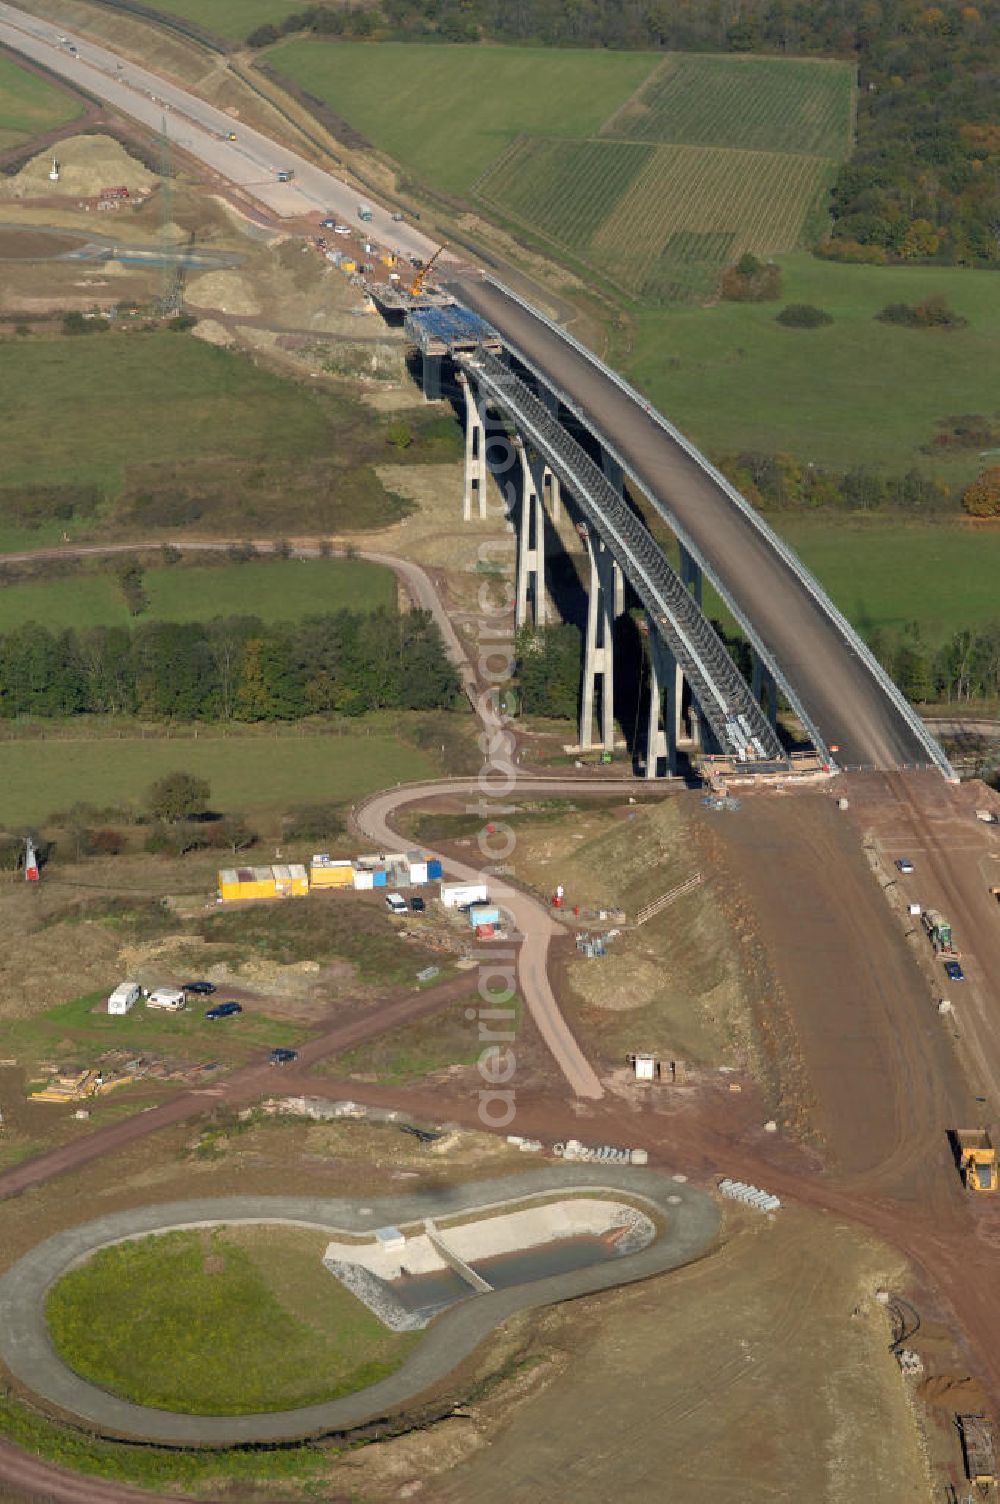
[0,1168,719,1445]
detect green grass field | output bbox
[620,253,1000,477]
[130,0,310,40]
[9,989,307,1076]
[263,40,661,193]
[0,54,83,150]
[601,53,853,156]
[0,557,395,631]
[0,725,435,824]
[1,335,332,495]
[46,1225,416,1414]
[772,520,1000,642]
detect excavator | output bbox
[408,244,445,299]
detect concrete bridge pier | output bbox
[751,650,778,728]
[580,527,620,752]
[459,372,488,523]
[598,450,627,617]
[544,466,562,524]
[645,622,682,778]
[421,351,443,402]
[514,438,546,630]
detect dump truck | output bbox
[958,1412,996,1486]
[922,908,955,954]
[990,885,1000,905]
[955,1129,997,1192]
[276,168,294,182]
[357,204,373,222]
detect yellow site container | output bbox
[219,866,278,902]
[381,253,395,267]
[341,259,356,272]
[310,860,354,890]
[273,863,308,897]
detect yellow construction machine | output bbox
[955,1129,997,1192]
[408,244,445,298]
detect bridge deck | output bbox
[447,275,937,773]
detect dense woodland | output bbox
[250,0,1000,268]
[0,610,458,721]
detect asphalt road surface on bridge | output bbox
[447,275,935,774]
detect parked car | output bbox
[895,858,915,874]
[182,980,216,995]
[334,224,351,235]
[269,1047,298,1066]
[391,211,404,222]
[206,1002,242,1020]
[320,217,336,228]
[409,896,425,912]
[944,960,965,982]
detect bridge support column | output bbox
[421,351,443,402]
[460,373,488,522]
[599,452,627,616]
[645,622,682,778]
[515,438,546,630]
[751,651,778,728]
[679,544,703,607]
[544,466,562,524]
[580,529,618,752]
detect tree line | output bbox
[0,609,458,721]
[870,622,1000,705]
[248,0,1000,271]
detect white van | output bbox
[385,893,408,916]
[108,982,140,1015]
[146,987,187,1012]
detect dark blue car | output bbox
[205,1002,242,1019]
[269,1047,297,1066]
[944,960,965,982]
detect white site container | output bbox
[440,882,489,910]
[353,869,375,891]
[108,982,140,1015]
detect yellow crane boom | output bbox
[408,245,445,298]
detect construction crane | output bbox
[408,244,445,299]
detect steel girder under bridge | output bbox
[458,348,785,771]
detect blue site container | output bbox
[469,906,501,928]
[372,869,388,887]
[427,859,443,880]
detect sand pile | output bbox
[0,135,157,200]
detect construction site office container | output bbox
[219,867,276,902]
[353,869,375,891]
[273,864,308,897]
[407,860,429,886]
[310,860,354,889]
[427,859,443,880]
[372,869,388,888]
[469,906,501,928]
[440,882,489,909]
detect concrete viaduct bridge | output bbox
[406,275,952,781]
